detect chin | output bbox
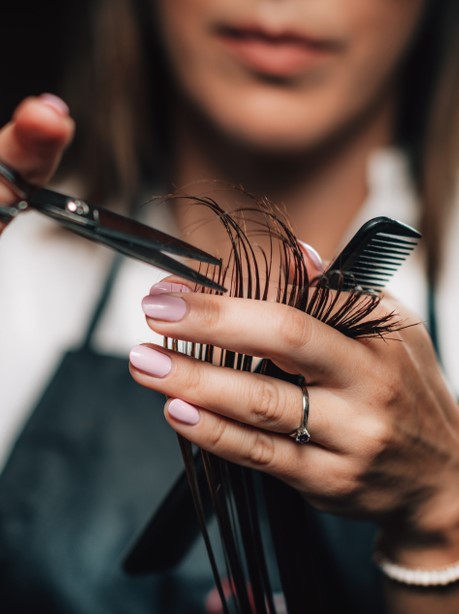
[210,103,339,154]
[227,121,324,153]
[189,81,350,155]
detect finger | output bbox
[165,396,374,515]
[140,290,366,385]
[129,343,356,450]
[162,394,357,501]
[164,394,325,484]
[0,94,74,204]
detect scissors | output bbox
[0,160,225,292]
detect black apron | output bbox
[0,256,216,613]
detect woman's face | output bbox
[155,0,427,152]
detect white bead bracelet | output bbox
[374,551,459,586]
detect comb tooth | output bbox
[361,246,410,257]
[362,251,412,262]
[354,279,386,287]
[353,276,391,284]
[352,268,395,277]
[371,237,418,248]
[373,232,419,241]
[369,236,417,246]
[352,263,398,272]
[365,240,416,251]
[353,272,396,280]
[343,269,392,282]
[370,247,415,257]
[361,248,412,260]
[353,273,391,283]
[377,232,420,244]
[359,253,407,263]
[366,241,416,253]
[370,233,418,245]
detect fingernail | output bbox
[39,93,70,116]
[142,294,188,321]
[298,240,324,274]
[149,281,191,295]
[167,399,201,425]
[129,345,172,377]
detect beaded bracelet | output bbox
[374,551,459,586]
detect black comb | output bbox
[327,216,421,292]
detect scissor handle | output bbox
[0,161,37,199]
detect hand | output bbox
[129,277,459,568]
[0,94,74,231]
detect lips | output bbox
[215,25,338,78]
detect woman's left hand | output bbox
[129,279,459,568]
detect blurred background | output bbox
[1,2,72,127]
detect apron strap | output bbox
[80,191,159,350]
[80,253,124,351]
[427,282,441,363]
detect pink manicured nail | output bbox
[167,399,201,425]
[298,240,324,274]
[39,93,70,116]
[149,281,191,295]
[129,345,172,377]
[142,294,188,321]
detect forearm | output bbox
[380,497,459,613]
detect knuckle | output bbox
[248,378,286,428]
[378,373,404,410]
[329,464,362,501]
[362,417,393,459]
[275,308,311,353]
[197,296,222,330]
[362,358,404,411]
[208,418,227,449]
[242,430,276,469]
[179,358,204,394]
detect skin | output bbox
[157,0,426,150]
[2,0,459,611]
[157,0,427,259]
[0,97,73,231]
[134,287,459,558]
[144,1,459,611]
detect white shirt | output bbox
[0,151,458,470]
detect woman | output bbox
[1,0,459,612]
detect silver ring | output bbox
[290,379,311,444]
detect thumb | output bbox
[0,94,74,205]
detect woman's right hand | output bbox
[0,94,74,233]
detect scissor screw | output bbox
[67,199,90,216]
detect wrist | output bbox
[378,514,459,569]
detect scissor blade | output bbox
[45,216,226,292]
[97,208,222,265]
[28,188,222,266]
[139,249,226,292]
